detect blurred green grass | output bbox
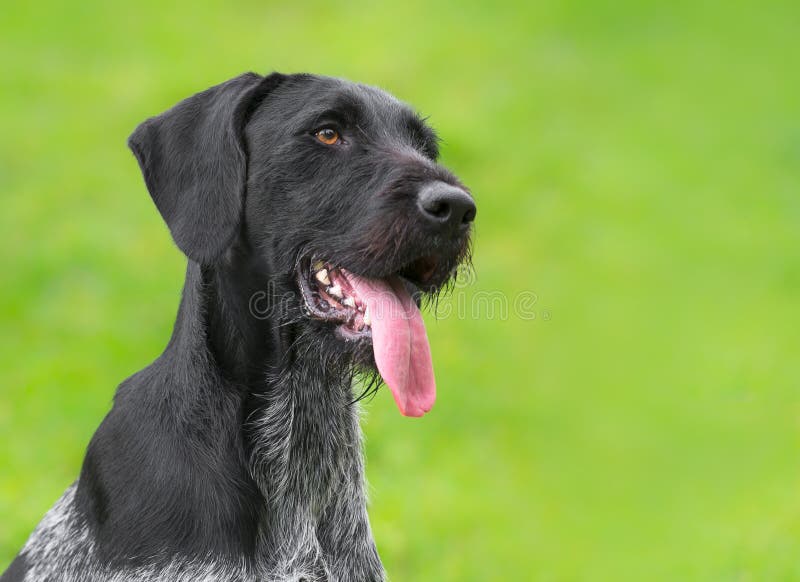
[2,1,800,579]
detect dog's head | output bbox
[129,72,475,417]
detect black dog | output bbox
[1,72,475,582]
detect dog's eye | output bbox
[315,128,341,145]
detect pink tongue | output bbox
[346,273,436,417]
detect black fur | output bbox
[0,555,27,582]
[2,72,474,581]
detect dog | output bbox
[1,71,475,582]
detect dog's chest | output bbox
[245,372,370,576]
[20,373,373,582]
[249,372,362,508]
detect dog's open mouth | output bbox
[298,260,373,339]
[297,258,439,417]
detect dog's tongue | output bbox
[346,273,436,417]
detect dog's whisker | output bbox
[10,71,475,582]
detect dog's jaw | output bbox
[296,258,440,417]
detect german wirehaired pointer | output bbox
[1,72,475,582]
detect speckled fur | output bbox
[2,71,472,582]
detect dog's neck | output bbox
[67,248,371,573]
[135,250,363,556]
[166,248,296,388]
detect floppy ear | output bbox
[128,72,285,263]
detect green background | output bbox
[2,1,799,580]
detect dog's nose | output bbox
[417,181,476,232]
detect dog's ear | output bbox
[128,72,286,263]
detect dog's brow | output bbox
[308,95,363,128]
[406,114,429,136]
[405,113,440,158]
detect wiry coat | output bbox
[2,72,472,582]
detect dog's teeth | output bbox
[328,285,343,298]
[363,306,371,326]
[342,297,355,308]
[315,269,331,286]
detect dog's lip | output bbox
[295,252,448,326]
[352,254,449,295]
[296,249,462,341]
[296,260,373,340]
[395,255,444,293]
